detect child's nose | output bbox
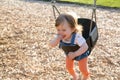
[58,31,63,35]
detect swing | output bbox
[51,0,98,54]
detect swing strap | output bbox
[89,0,97,34]
[51,0,60,19]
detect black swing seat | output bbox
[78,18,98,53]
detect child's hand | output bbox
[56,34,63,41]
[49,34,63,47]
[68,52,76,60]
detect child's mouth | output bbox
[63,35,66,38]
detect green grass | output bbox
[60,0,120,8]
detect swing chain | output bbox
[51,0,56,4]
[51,0,60,19]
[93,0,97,22]
[89,0,97,34]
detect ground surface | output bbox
[0,0,120,80]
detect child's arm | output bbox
[68,42,88,59]
[74,42,88,57]
[49,34,63,47]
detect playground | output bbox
[0,0,120,80]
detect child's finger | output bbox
[68,52,75,60]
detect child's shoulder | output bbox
[75,33,86,45]
[75,33,85,41]
[75,33,83,38]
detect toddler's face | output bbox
[56,21,74,40]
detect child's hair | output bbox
[55,12,83,33]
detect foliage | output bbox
[60,0,120,8]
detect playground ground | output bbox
[0,0,120,80]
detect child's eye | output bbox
[57,29,60,31]
[62,29,66,31]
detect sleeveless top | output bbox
[59,33,90,61]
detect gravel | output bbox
[0,0,120,80]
